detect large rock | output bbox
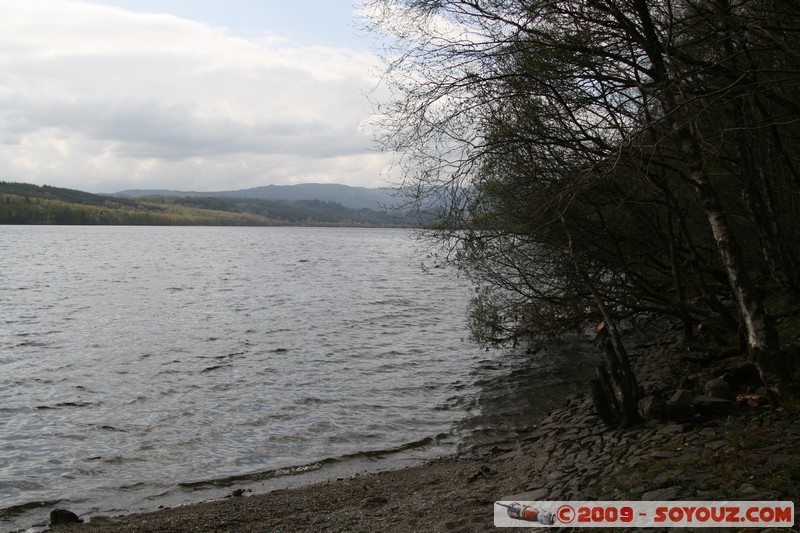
[50,509,83,526]
[691,395,732,415]
[639,395,666,418]
[668,389,694,406]
[704,377,733,400]
[714,358,763,391]
[663,389,695,419]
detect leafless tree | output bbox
[365,0,800,419]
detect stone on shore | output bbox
[501,488,550,501]
[50,509,83,526]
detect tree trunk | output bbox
[667,209,694,341]
[590,366,621,428]
[563,219,641,427]
[681,138,778,352]
[677,132,787,399]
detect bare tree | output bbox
[365,0,800,413]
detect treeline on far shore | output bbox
[0,182,407,227]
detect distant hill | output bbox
[0,181,408,227]
[115,183,401,211]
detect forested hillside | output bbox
[0,182,404,227]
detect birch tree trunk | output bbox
[679,132,784,391]
[631,0,784,390]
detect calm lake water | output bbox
[1,226,598,531]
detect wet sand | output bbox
[51,453,519,532]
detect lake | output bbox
[0,226,598,530]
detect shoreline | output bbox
[2,366,586,533]
[19,328,800,531]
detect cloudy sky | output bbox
[0,0,391,193]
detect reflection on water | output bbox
[455,334,599,451]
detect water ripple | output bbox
[0,226,598,532]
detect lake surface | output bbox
[0,226,598,530]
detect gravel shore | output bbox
[43,329,800,531]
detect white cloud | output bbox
[0,0,390,192]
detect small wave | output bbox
[264,328,292,335]
[127,396,148,404]
[118,482,148,491]
[176,432,452,490]
[166,286,193,292]
[36,401,97,410]
[296,396,327,405]
[101,455,144,466]
[15,340,51,348]
[156,369,182,376]
[0,499,61,520]
[337,433,453,460]
[373,362,412,373]
[0,479,44,492]
[94,425,125,432]
[143,489,174,501]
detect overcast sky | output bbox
[0,0,391,193]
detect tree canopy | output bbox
[366,0,800,421]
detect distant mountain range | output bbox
[114,183,401,211]
[0,181,410,227]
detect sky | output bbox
[0,0,392,193]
